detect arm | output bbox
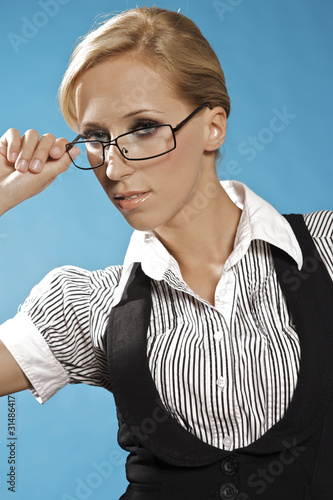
[0,128,80,395]
[0,340,31,396]
[0,128,80,217]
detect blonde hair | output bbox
[59,7,231,131]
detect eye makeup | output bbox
[80,116,163,140]
[81,129,110,141]
[128,118,162,132]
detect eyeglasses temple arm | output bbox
[172,102,212,132]
[66,134,84,152]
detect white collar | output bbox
[223,180,302,271]
[113,180,303,304]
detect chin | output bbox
[122,208,180,232]
[121,214,161,232]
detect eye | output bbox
[132,126,157,138]
[82,130,109,142]
[129,119,160,139]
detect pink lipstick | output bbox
[114,191,151,211]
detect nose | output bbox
[104,144,133,181]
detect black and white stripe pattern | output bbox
[19,210,333,450]
[148,239,301,449]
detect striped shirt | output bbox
[1,181,333,450]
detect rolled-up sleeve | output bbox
[0,311,69,403]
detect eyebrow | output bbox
[122,109,165,119]
[79,121,108,131]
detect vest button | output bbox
[221,457,238,476]
[220,483,238,499]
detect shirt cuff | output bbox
[0,311,69,403]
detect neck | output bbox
[153,177,242,273]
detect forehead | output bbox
[74,54,175,123]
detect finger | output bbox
[49,137,71,159]
[59,145,81,172]
[0,146,80,215]
[44,145,80,179]
[15,129,40,173]
[27,133,56,173]
[0,129,21,163]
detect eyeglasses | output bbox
[65,102,211,170]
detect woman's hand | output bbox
[0,128,80,216]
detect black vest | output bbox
[106,214,333,500]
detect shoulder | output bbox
[303,210,333,239]
[88,264,124,290]
[33,263,123,287]
[20,264,124,310]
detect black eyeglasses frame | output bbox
[65,102,212,170]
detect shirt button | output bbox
[214,330,224,341]
[223,436,233,449]
[145,233,153,242]
[219,483,238,500]
[216,377,226,389]
[221,457,238,476]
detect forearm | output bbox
[0,340,31,397]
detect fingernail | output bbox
[9,152,18,162]
[30,159,42,172]
[16,159,28,172]
[50,146,60,156]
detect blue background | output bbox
[0,0,332,499]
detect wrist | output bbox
[0,203,7,218]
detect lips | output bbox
[114,191,146,200]
[114,191,151,211]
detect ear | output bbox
[204,106,227,152]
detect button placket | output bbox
[219,482,239,500]
[214,270,236,329]
[222,435,233,450]
[221,457,238,477]
[219,454,239,499]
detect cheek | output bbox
[151,152,197,201]
[91,131,203,231]
[92,168,119,210]
[156,133,202,196]
[93,168,108,192]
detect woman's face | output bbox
[74,53,215,231]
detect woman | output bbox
[0,7,332,499]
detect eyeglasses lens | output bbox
[70,125,175,169]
